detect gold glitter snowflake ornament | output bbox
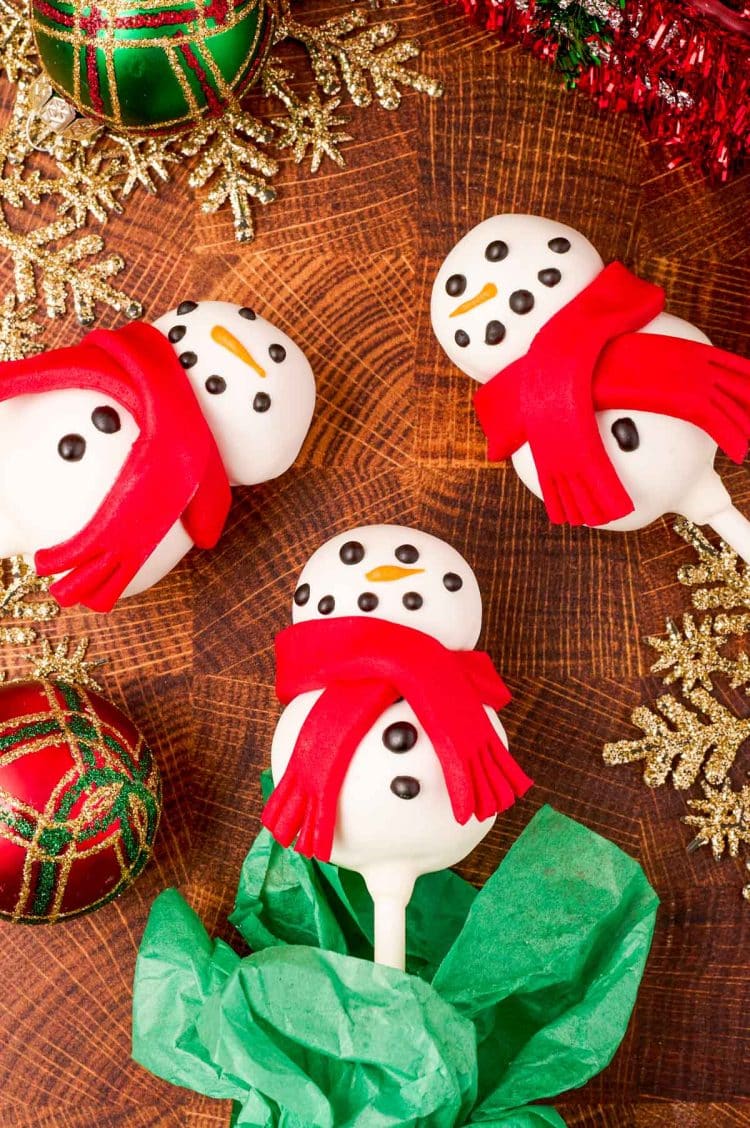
[0,0,442,349]
[605,520,750,902]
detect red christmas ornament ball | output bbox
[0,679,161,924]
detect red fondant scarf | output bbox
[0,322,231,611]
[474,262,750,527]
[261,617,532,862]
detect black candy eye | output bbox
[239,307,256,320]
[205,375,226,395]
[91,405,120,433]
[317,595,335,615]
[58,434,86,461]
[446,274,466,297]
[538,268,561,287]
[339,541,365,565]
[383,722,418,752]
[253,392,271,413]
[294,583,310,606]
[510,290,534,314]
[269,344,286,363]
[485,320,505,345]
[168,325,186,343]
[443,572,463,591]
[548,237,571,254]
[395,544,419,564]
[485,240,508,262]
[390,776,420,799]
[177,300,197,315]
[358,592,378,612]
[179,351,197,369]
[611,417,640,452]
[403,592,423,610]
[454,330,470,348]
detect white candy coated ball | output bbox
[431,214,603,383]
[291,523,483,651]
[152,300,316,486]
[271,691,501,892]
[0,388,138,559]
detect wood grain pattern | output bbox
[0,0,748,1123]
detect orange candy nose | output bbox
[211,325,266,377]
[364,565,425,582]
[450,281,498,318]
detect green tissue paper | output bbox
[132,805,658,1127]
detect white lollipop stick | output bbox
[704,503,750,563]
[364,867,415,971]
[372,895,408,970]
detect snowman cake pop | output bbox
[0,300,315,611]
[263,524,532,969]
[431,214,750,558]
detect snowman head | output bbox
[152,299,315,486]
[431,214,604,383]
[0,388,138,559]
[291,524,483,650]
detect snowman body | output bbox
[431,214,735,537]
[271,691,501,901]
[0,300,315,599]
[269,524,506,960]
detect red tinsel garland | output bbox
[452,0,750,182]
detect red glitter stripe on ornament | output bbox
[33,0,75,27]
[113,0,238,29]
[177,42,223,115]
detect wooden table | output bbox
[0,1,748,1124]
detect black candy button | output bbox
[358,592,378,612]
[538,268,561,287]
[509,290,534,314]
[443,572,462,591]
[548,237,571,254]
[611,417,640,452]
[383,722,418,753]
[91,405,120,433]
[253,392,271,413]
[403,592,423,610]
[205,375,226,394]
[58,434,86,461]
[177,300,198,315]
[294,583,310,606]
[340,541,365,565]
[317,595,335,615]
[485,240,508,262]
[485,320,505,345]
[390,776,421,799]
[446,274,466,297]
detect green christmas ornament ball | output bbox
[31,0,274,134]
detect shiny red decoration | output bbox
[449,0,750,182]
[0,679,161,924]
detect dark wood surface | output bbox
[0,1,749,1124]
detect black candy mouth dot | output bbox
[168,325,186,343]
[454,329,470,348]
[293,583,310,606]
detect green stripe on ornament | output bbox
[0,717,60,751]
